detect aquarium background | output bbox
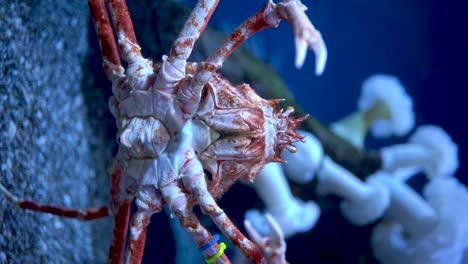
[1,0,466,263]
[191,0,467,186]
[147,0,468,263]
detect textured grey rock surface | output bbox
[0,1,111,263]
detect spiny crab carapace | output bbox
[0,0,327,263]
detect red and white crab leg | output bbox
[0,183,110,220]
[245,214,287,264]
[154,0,220,90]
[105,0,142,64]
[88,2,136,263]
[105,0,154,92]
[88,0,125,80]
[275,0,327,72]
[180,159,268,264]
[108,200,131,264]
[169,0,220,61]
[124,186,163,264]
[107,163,133,264]
[199,0,327,82]
[161,182,231,264]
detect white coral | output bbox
[382,125,459,179]
[371,177,468,264]
[340,174,390,226]
[282,130,323,184]
[248,162,321,238]
[316,159,390,226]
[358,74,415,138]
[409,125,459,178]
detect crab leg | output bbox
[104,0,142,64]
[104,0,155,92]
[245,214,287,264]
[0,183,110,219]
[125,210,151,264]
[168,0,220,61]
[107,163,132,264]
[199,0,326,82]
[161,182,231,264]
[275,0,327,72]
[88,0,125,80]
[155,0,220,92]
[179,0,326,114]
[108,200,131,264]
[124,187,163,264]
[180,160,265,263]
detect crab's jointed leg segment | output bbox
[125,210,151,264]
[155,0,220,92]
[179,161,263,264]
[275,0,327,73]
[0,183,110,220]
[161,182,231,264]
[107,163,132,264]
[105,0,142,64]
[108,200,131,264]
[204,0,280,72]
[192,0,326,99]
[169,0,220,61]
[88,0,125,80]
[244,214,287,264]
[125,186,163,264]
[200,0,326,79]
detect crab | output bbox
[0,0,326,263]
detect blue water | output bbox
[160,1,468,263]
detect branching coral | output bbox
[331,74,415,148]
[382,125,459,179]
[371,177,468,264]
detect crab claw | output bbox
[244,213,287,264]
[277,0,327,74]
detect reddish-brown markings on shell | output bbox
[199,0,219,35]
[89,0,121,66]
[171,38,194,58]
[190,15,199,29]
[207,75,263,110]
[109,0,137,44]
[248,11,270,33]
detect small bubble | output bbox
[55,40,64,51]
[7,120,17,140]
[63,194,72,207]
[53,219,64,230]
[0,251,6,262]
[37,136,46,146]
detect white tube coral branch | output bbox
[247,162,320,238]
[373,172,438,238]
[245,130,323,238]
[381,125,459,179]
[282,130,324,184]
[331,74,415,147]
[371,176,468,264]
[316,157,390,225]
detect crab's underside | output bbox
[0,0,327,263]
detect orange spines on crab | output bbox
[272,105,309,161]
[193,73,306,198]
